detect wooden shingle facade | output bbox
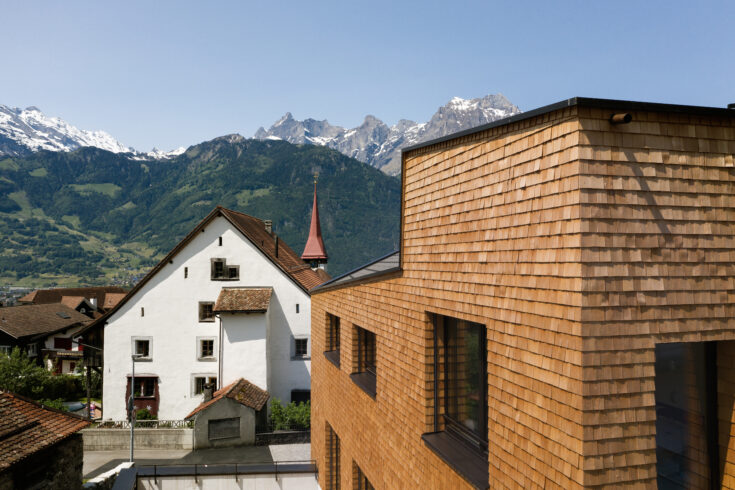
[310,98,735,489]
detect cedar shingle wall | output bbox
[313,104,735,489]
[313,107,587,489]
[578,107,735,487]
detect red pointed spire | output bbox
[301,176,328,263]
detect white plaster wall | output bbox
[221,313,268,390]
[103,216,312,420]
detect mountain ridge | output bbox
[254,94,521,174]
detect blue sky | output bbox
[3,1,734,151]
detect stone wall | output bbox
[0,433,84,490]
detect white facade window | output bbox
[211,258,239,280]
[292,336,310,360]
[192,375,218,395]
[199,302,215,322]
[197,337,216,361]
[132,337,152,360]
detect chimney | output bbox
[203,382,214,402]
[264,220,273,234]
[90,297,97,309]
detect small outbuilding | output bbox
[0,391,90,489]
[185,378,269,449]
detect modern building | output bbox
[0,303,91,373]
[89,203,327,421]
[310,98,735,488]
[0,391,90,489]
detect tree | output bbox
[0,347,48,398]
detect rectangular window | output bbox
[324,314,340,367]
[209,417,239,440]
[141,307,144,317]
[422,314,488,489]
[326,423,340,490]
[53,337,72,350]
[193,375,218,395]
[655,342,719,488]
[0,346,10,356]
[198,338,215,360]
[354,463,374,490]
[350,326,376,398]
[132,338,151,360]
[27,343,37,356]
[199,302,215,322]
[211,258,239,280]
[291,389,311,404]
[293,337,309,359]
[132,378,155,397]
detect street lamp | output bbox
[129,353,143,462]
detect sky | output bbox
[2,0,734,152]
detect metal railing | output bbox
[135,460,317,484]
[255,421,310,433]
[93,419,193,429]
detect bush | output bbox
[269,398,310,430]
[38,398,67,411]
[136,408,156,420]
[0,348,84,401]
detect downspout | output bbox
[217,314,223,389]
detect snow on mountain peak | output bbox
[0,104,134,157]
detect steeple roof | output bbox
[302,180,328,262]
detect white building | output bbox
[94,206,327,420]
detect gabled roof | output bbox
[18,286,127,307]
[81,206,329,335]
[59,296,89,310]
[0,391,90,471]
[0,304,91,340]
[185,378,269,419]
[214,288,272,313]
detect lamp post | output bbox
[129,353,143,462]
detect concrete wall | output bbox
[83,428,193,450]
[137,473,318,490]
[192,398,256,449]
[103,215,312,420]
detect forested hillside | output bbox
[0,136,401,286]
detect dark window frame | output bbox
[326,423,340,490]
[324,314,340,367]
[422,314,489,489]
[350,326,376,398]
[211,258,240,281]
[193,375,218,395]
[294,338,308,358]
[199,302,215,322]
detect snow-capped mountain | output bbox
[254,94,521,174]
[0,104,183,160]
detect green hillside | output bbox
[0,137,401,287]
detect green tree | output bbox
[0,347,48,398]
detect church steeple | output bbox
[301,175,328,269]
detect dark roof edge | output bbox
[402,96,735,154]
[311,250,400,294]
[0,391,91,422]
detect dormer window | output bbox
[211,258,239,281]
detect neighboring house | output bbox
[185,378,270,449]
[88,201,328,421]
[18,286,127,318]
[310,98,735,489]
[0,391,90,489]
[0,304,91,374]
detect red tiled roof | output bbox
[0,392,90,471]
[0,304,91,340]
[59,296,86,309]
[219,208,328,290]
[186,378,269,419]
[214,288,272,313]
[102,293,126,310]
[18,287,127,308]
